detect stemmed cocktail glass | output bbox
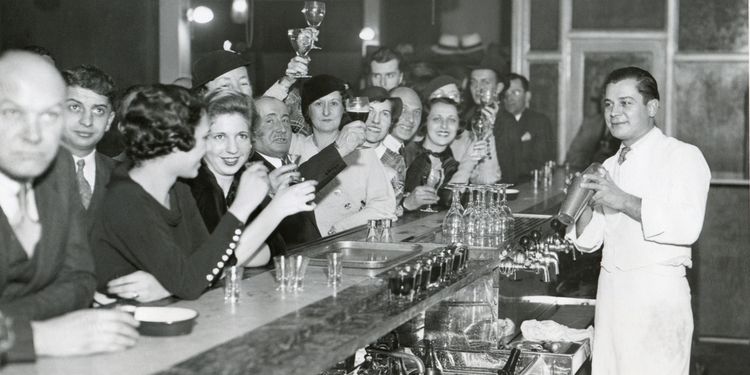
[442,183,466,244]
[287,28,314,79]
[301,1,326,49]
[420,167,444,213]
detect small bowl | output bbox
[134,307,199,337]
[505,188,520,201]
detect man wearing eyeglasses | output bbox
[494,73,555,183]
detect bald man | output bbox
[0,51,138,362]
[248,96,359,249]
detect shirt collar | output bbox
[621,126,662,153]
[383,134,403,153]
[0,170,23,197]
[72,150,97,165]
[256,151,283,168]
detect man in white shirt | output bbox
[60,65,117,230]
[566,67,711,375]
[0,50,138,363]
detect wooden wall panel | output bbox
[694,186,750,338]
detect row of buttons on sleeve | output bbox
[205,227,243,283]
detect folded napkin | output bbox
[520,319,594,345]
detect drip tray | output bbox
[308,241,423,269]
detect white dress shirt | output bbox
[256,151,283,169]
[72,150,97,193]
[0,172,39,226]
[566,126,711,272]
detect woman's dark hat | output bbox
[192,50,251,88]
[301,74,349,115]
[420,75,460,101]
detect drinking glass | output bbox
[486,186,501,247]
[301,1,326,49]
[327,252,343,286]
[289,255,310,291]
[285,153,304,183]
[345,97,370,123]
[287,28,314,78]
[442,183,465,244]
[473,186,491,247]
[495,184,515,247]
[223,265,242,303]
[0,311,13,355]
[463,185,477,245]
[420,168,444,213]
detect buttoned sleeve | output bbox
[640,144,711,245]
[262,81,290,101]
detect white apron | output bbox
[592,265,693,375]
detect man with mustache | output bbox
[250,96,364,248]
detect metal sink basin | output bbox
[308,241,423,269]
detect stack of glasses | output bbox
[442,183,515,249]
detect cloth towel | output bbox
[520,319,594,345]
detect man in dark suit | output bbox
[0,51,138,362]
[59,65,117,232]
[494,73,555,183]
[252,96,363,249]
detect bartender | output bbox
[566,67,710,374]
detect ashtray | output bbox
[134,306,199,337]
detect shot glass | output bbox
[289,255,310,291]
[224,265,242,303]
[273,255,288,291]
[326,252,343,286]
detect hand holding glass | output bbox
[345,97,370,123]
[287,28,314,78]
[301,1,326,49]
[420,168,444,213]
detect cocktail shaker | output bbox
[556,162,606,225]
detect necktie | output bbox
[618,146,631,165]
[76,159,92,209]
[13,184,41,257]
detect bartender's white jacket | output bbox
[291,134,396,236]
[566,127,710,375]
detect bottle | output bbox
[497,348,521,375]
[380,219,393,243]
[365,219,379,242]
[422,339,443,375]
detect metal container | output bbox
[308,241,423,269]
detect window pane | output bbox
[572,0,666,30]
[529,63,559,152]
[530,0,559,51]
[674,61,749,177]
[679,0,748,52]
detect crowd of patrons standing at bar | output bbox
[0,40,584,362]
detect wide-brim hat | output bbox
[431,33,485,55]
[192,50,251,88]
[301,74,349,116]
[357,86,403,120]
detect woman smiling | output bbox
[92,86,317,301]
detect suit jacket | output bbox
[68,151,115,234]
[0,148,97,362]
[494,109,555,184]
[250,144,347,249]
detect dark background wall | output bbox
[0,0,159,89]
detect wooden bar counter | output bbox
[4,178,568,375]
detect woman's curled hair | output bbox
[121,85,206,163]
